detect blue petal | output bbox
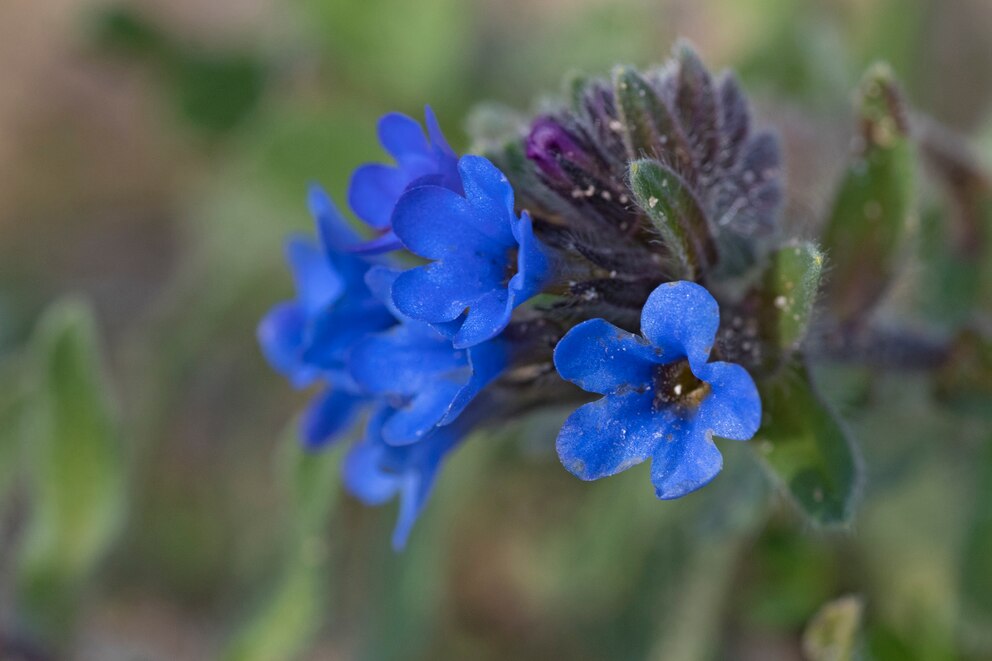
[458,155,516,245]
[553,318,658,395]
[364,265,407,318]
[440,338,508,425]
[381,377,468,445]
[640,281,720,369]
[348,325,468,396]
[693,361,761,440]
[430,316,465,340]
[299,387,364,449]
[326,249,374,297]
[309,184,361,251]
[391,185,503,259]
[392,474,427,549]
[424,105,455,158]
[348,230,404,255]
[390,425,462,550]
[378,112,430,161]
[348,163,408,229]
[391,258,499,324]
[556,391,672,480]
[650,425,724,499]
[447,213,550,348]
[510,211,551,300]
[285,237,343,316]
[257,302,317,388]
[303,299,395,369]
[342,408,399,505]
[452,289,510,349]
[342,407,464,550]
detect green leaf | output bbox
[802,595,865,661]
[821,63,916,324]
[629,158,716,278]
[754,362,861,525]
[17,299,126,642]
[762,241,825,360]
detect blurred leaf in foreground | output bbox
[16,299,126,644]
[802,595,865,661]
[821,64,915,325]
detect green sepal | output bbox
[612,65,691,170]
[821,63,916,325]
[629,158,717,278]
[753,361,861,525]
[762,241,825,358]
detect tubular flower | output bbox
[343,406,465,550]
[348,267,508,446]
[347,106,460,254]
[391,155,551,349]
[257,190,394,448]
[553,281,761,499]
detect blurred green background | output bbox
[1,0,991,659]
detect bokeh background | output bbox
[1,0,991,659]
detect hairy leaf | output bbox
[754,362,861,525]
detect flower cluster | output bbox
[260,43,787,548]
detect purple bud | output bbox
[525,117,592,183]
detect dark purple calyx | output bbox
[525,117,593,184]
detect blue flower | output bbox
[552,281,761,499]
[343,405,465,550]
[257,189,395,448]
[348,266,507,446]
[347,106,460,254]
[391,155,552,349]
